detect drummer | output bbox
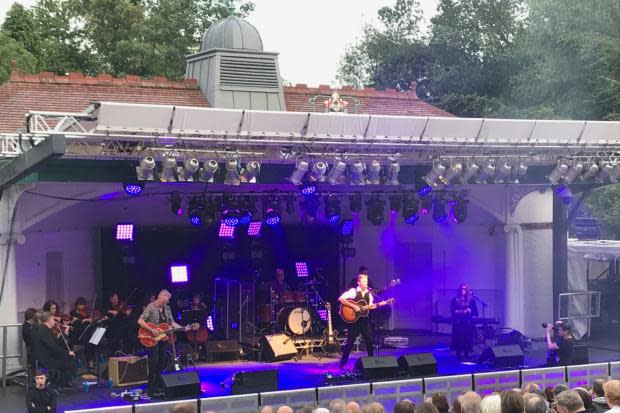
[269,268,291,300]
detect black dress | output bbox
[450,295,478,356]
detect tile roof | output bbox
[0,70,452,133]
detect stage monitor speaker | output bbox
[261,334,297,362]
[160,370,200,399]
[108,355,148,386]
[231,369,278,395]
[354,356,400,380]
[573,344,589,364]
[478,344,524,368]
[205,340,241,362]
[398,353,437,377]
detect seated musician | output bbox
[22,308,38,368]
[68,297,96,368]
[269,268,291,299]
[42,300,70,336]
[32,311,76,388]
[190,292,207,310]
[102,292,128,355]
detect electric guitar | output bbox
[321,302,340,353]
[339,298,395,323]
[138,322,199,348]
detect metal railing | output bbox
[0,323,24,387]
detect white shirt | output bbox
[339,287,374,304]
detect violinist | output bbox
[32,311,76,389]
[42,300,71,338]
[102,292,128,355]
[68,297,96,367]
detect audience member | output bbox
[545,387,556,404]
[502,390,525,413]
[524,395,548,413]
[481,393,502,413]
[171,402,196,413]
[554,386,569,397]
[260,407,276,413]
[26,369,56,413]
[346,401,361,413]
[417,401,440,413]
[432,393,450,413]
[329,399,346,413]
[592,379,610,413]
[462,392,483,413]
[602,380,620,413]
[362,402,386,413]
[525,384,541,394]
[555,390,586,413]
[297,407,313,413]
[315,408,330,413]
[394,400,416,413]
[453,396,463,413]
[574,387,595,413]
[278,407,294,413]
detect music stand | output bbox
[80,326,107,384]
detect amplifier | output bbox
[108,355,148,386]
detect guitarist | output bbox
[338,273,376,369]
[137,289,192,397]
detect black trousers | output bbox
[147,342,167,392]
[340,317,373,366]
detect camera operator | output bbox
[545,321,574,366]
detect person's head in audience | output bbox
[347,401,361,413]
[524,395,548,413]
[362,402,386,413]
[573,388,592,411]
[554,385,569,397]
[592,379,606,398]
[33,369,47,389]
[525,384,541,394]
[555,390,585,413]
[545,387,555,404]
[481,393,502,413]
[260,406,276,413]
[277,407,294,413]
[501,390,525,413]
[297,406,313,413]
[329,399,346,413]
[452,396,462,413]
[394,400,416,413]
[171,402,196,413]
[417,401,440,413]
[512,389,524,396]
[314,408,330,413]
[603,380,620,408]
[462,392,483,413]
[432,393,450,413]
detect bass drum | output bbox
[277,306,312,335]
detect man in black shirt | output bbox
[546,321,574,366]
[32,312,76,388]
[269,268,291,298]
[26,369,56,413]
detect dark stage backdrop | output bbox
[100,224,342,316]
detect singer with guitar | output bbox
[338,273,393,369]
[137,289,194,397]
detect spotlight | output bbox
[289,159,309,185]
[300,194,319,224]
[123,181,144,196]
[169,192,183,216]
[450,198,468,223]
[476,160,496,183]
[515,162,528,176]
[388,194,402,213]
[548,162,569,185]
[203,198,218,226]
[340,219,354,237]
[221,208,240,226]
[218,221,235,238]
[581,163,599,181]
[327,159,346,185]
[366,160,381,184]
[188,197,204,226]
[462,162,480,183]
[432,199,447,223]
[349,160,365,185]
[366,196,385,225]
[295,262,309,277]
[420,197,432,215]
[170,265,189,283]
[241,160,260,183]
[324,196,341,224]
[160,156,177,182]
[423,163,446,186]
[300,182,318,196]
[177,158,199,182]
[595,163,614,183]
[309,161,327,182]
[402,195,420,224]
[444,162,463,184]
[386,161,400,185]
[224,158,240,185]
[263,196,281,226]
[247,221,263,237]
[199,160,219,182]
[115,223,134,241]
[563,163,584,184]
[494,160,512,183]
[349,193,363,214]
[136,155,156,181]
[238,198,255,225]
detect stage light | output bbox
[300,181,318,195]
[188,196,204,226]
[366,196,385,225]
[476,160,496,183]
[224,158,240,185]
[289,159,309,185]
[136,155,156,181]
[444,162,463,184]
[199,159,219,182]
[324,195,341,224]
[170,265,189,283]
[387,161,400,185]
[563,163,584,184]
[123,182,143,196]
[420,197,432,215]
[202,198,217,226]
[493,160,512,183]
[595,163,614,183]
[115,223,134,241]
[516,162,528,176]
[169,192,183,216]
[206,315,214,331]
[417,184,432,197]
[609,164,620,183]
[340,219,354,237]
[178,158,199,182]
[241,160,260,183]
[309,161,327,182]
[160,156,177,182]
[581,163,599,181]
[548,162,569,185]
[300,194,319,224]
[432,199,447,223]
[388,194,402,213]
[349,160,365,185]
[295,262,309,277]
[263,196,281,226]
[462,162,480,183]
[247,221,263,237]
[349,193,362,214]
[423,163,446,186]
[365,160,381,184]
[450,198,468,223]
[285,195,295,214]
[402,195,420,224]
[221,208,240,227]
[218,221,235,238]
[327,159,346,185]
[238,198,255,225]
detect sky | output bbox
[0,0,439,85]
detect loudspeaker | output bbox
[398,353,437,377]
[573,344,589,364]
[108,355,148,386]
[261,334,297,362]
[205,340,241,362]
[354,356,400,380]
[231,369,278,395]
[160,370,200,399]
[496,330,527,349]
[478,344,524,368]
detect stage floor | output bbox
[2,334,619,413]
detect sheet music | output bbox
[89,327,106,345]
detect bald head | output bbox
[461,392,482,413]
[259,406,275,413]
[346,401,361,413]
[276,406,294,413]
[329,399,346,413]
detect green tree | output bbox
[1,3,41,59]
[0,32,38,84]
[584,184,620,240]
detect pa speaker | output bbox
[354,356,399,380]
[160,370,200,399]
[108,355,148,386]
[478,344,524,368]
[231,369,278,395]
[398,353,437,377]
[205,340,241,362]
[261,334,297,362]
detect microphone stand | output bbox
[469,292,489,348]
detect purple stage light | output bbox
[341,219,354,236]
[300,182,318,195]
[405,214,419,224]
[190,215,202,226]
[238,210,252,225]
[115,224,134,241]
[317,309,328,321]
[247,221,263,237]
[417,185,432,197]
[123,182,143,196]
[170,265,189,283]
[295,261,309,277]
[206,315,214,331]
[264,208,281,226]
[218,221,235,238]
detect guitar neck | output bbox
[327,306,333,336]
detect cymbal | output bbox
[302,280,323,286]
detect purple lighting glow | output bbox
[247,221,262,237]
[295,262,309,277]
[341,219,354,236]
[218,222,235,238]
[115,224,134,241]
[170,265,189,283]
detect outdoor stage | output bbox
[2,332,619,413]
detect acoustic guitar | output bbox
[138,322,199,348]
[339,298,395,323]
[321,302,340,354]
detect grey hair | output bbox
[555,391,584,413]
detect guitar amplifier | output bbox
[108,355,148,386]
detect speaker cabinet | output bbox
[205,340,241,362]
[231,369,278,395]
[398,353,437,377]
[478,344,524,368]
[160,370,200,399]
[108,355,148,386]
[354,356,400,380]
[260,334,297,362]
